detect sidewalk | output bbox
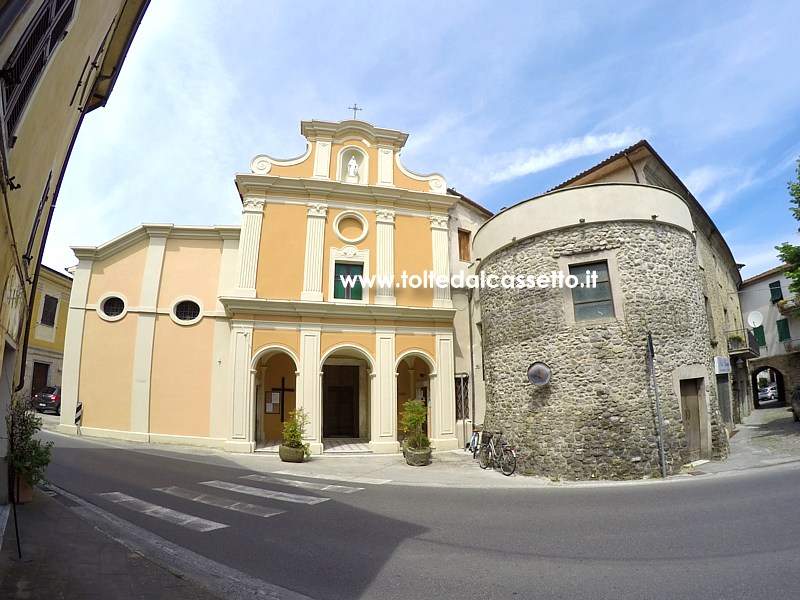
[2,404,798,599]
[0,488,224,600]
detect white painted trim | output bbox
[250,143,313,173]
[336,145,368,185]
[395,153,447,194]
[168,296,204,326]
[333,210,369,244]
[328,245,370,305]
[320,342,376,371]
[250,344,300,370]
[395,349,437,373]
[96,292,129,322]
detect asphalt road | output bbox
[42,431,800,600]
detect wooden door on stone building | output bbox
[680,379,702,461]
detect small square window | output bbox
[570,261,614,321]
[333,263,363,300]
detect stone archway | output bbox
[751,367,786,409]
[252,348,298,448]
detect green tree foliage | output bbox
[776,158,800,296]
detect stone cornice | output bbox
[235,173,458,212]
[219,296,456,323]
[71,225,240,262]
[300,119,409,149]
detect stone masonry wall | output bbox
[479,221,728,480]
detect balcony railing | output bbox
[783,337,800,353]
[777,297,799,316]
[726,328,760,358]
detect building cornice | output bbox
[235,173,458,212]
[219,296,456,322]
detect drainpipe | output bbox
[467,287,477,424]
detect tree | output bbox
[776,158,800,296]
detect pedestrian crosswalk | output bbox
[95,471,386,533]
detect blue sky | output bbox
[44,0,800,280]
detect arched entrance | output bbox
[751,367,786,409]
[320,345,372,445]
[252,347,298,449]
[396,352,435,442]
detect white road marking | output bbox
[154,486,286,518]
[241,474,364,494]
[199,480,330,505]
[97,492,227,532]
[272,470,391,485]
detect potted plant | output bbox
[727,333,745,350]
[279,408,311,463]
[5,395,53,503]
[400,399,431,466]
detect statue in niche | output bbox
[347,156,359,177]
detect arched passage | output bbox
[252,346,298,448]
[320,344,373,443]
[751,367,786,409]
[395,351,436,442]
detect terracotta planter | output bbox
[402,443,431,466]
[279,445,305,463]
[14,473,35,504]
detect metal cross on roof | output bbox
[348,103,362,119]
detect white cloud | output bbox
[475,127,647,185]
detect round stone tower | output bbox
[472,183,727,480]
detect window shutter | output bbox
[769,281,784,303]
[753,325,766,347]
[776,319,791,342]
[40,294,57,326]
[333,263,346,299]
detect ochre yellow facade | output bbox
[61,120,472,455]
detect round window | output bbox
[174,300,200,321]
[102,296,125,317]
[333,211,368,244]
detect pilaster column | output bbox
[432,331,458,450]
[130,224,172,435]
[57,251,94,435]
[375,209,396,305]
[235,196,265,298]
[377,146,394,186]
[225,321,255,452]
[370,327,399,454]
[430,215,452,308]
[298,324,323,454]
[301,203,328,302]
[313,140,332,178]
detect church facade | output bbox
[58,120,489,453]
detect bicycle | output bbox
[478,431,517,476]
[465,424,483,458]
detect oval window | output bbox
[174,300,200,321]
[102,296,125,317]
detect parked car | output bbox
[758,383,778,401]
[791,386,800,422]
[33,386,61,415]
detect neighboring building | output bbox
[0,0,150,503]
[59,119,491,454]
[472,141,750,480]
[22,264,72,398]
[739,266,800,403]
